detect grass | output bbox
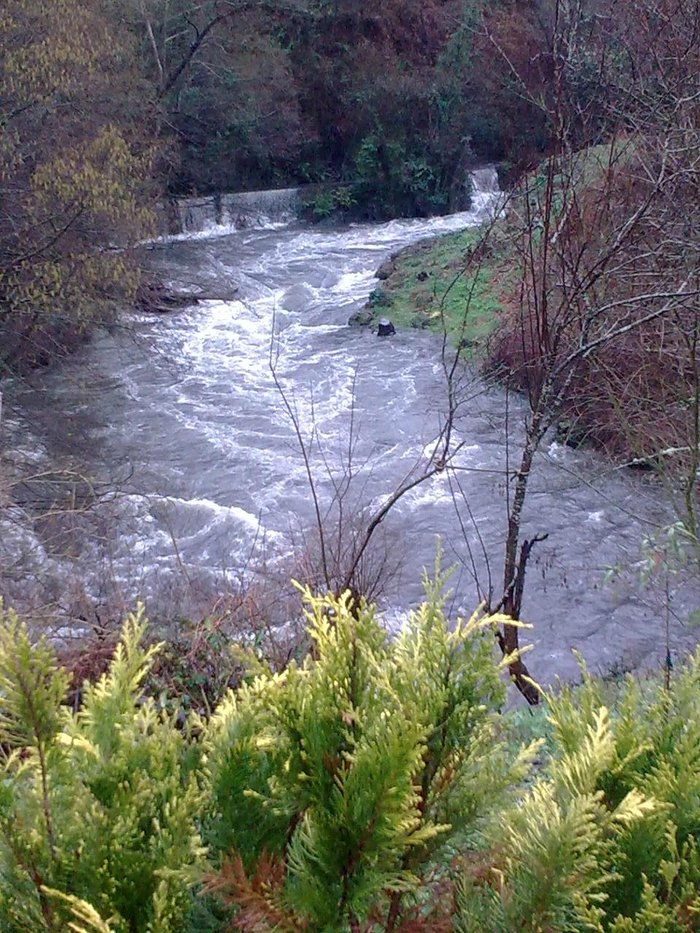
[361,227,506,355]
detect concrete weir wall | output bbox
[155,169,501,237]
[156,187,303,236]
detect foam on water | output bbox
[5,164,699,686]
[155,218,295,244]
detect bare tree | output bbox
[268,313,478,606]
[128,0,310,101]
[466,0,700,701]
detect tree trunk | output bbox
[498,415,546,705]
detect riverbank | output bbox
[360,147,700,498]
[351,226,506,352]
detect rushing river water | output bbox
[3,169,698,685]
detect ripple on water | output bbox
[4,180,699,684]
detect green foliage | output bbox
[305,186,357,220]
[363,228,504,352]
[0,606,204,932]
[203,571,535,929]
[346,136,450,220]
[0,578,534,932]
[4,584,700,931]
[0,0,153,374]
[146,616,247,719]
[455,655,700,931]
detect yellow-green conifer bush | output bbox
[0,607,205,932]
[0,575,536,931]
[455,658,700,932]
[3,581,700,931]
[203,574,537,930]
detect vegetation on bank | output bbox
[3,576,700,932]
[0,0,154,375]
[358,144,612,337]
[363,135,700,484]
[353,229,505,353]
[137,0,551,206]
[356,143,619,344]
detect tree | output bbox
[116,0,311,193]
[470,0,700,701]
[0,0,153,375]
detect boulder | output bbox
[376,257,396,280]
[348,309,375,327]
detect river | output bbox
[2,169,698,686]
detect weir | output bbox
[160,167,501,237]
[172,186,302,235]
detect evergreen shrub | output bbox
[0,607,205,932]
[456,661,700,931]
[2,579,700,931]
[202,575,533,929]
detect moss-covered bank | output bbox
[351,227,506,354]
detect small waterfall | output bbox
[467,165,502,222]
[176,196,220,234]
[221,187,301,229]
[163,187,302,236]
[469,165,500,194]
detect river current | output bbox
[3,170,698,685]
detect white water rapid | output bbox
[3,168,698,684]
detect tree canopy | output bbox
[0,0,154,373]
